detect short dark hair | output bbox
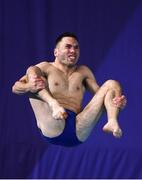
[55,32,78,47]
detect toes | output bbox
[113,129,122,138]
[62,112,68,119]
[53,111,68,120]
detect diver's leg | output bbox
[76,80,122,142]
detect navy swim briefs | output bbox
[42,109,82,147]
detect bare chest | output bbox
[47,70,85,95]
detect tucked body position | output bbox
[12,32,126,147]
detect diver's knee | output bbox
[26,65,42,76]
[104,79,121,89]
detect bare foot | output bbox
[103,120,122,138]
[51,101,68,120]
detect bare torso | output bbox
[36,62,87,113]
[28,62,92,137]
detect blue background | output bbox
[0,0,142,178]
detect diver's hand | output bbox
[113,95,127,109]
[28,75,46,93]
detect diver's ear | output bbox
[54,48,58,57]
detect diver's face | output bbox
[54,37,80,67]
